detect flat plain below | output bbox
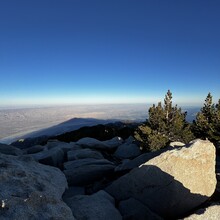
[0,104,148,143]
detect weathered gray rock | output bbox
[77,137,109,150]
[184,203,220,219]
[64,158,115,186]
[116,144,185,171]
[125,136,136,144]
[119,198,163,220]
[103,137,124,150]
[27,141,73,166]
[67,148,104,161]
[106,139,216,219]
[64,158,114,170]
[115,151,163,171]
[0,143,23,156]
[46,140,77,154]
[0,153,75,220]
[65,190,122,220]
[30,147,64,167]
[24,145,45,154]
[114,143,141,159]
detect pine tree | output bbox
[193,93,220,144]
[135,90,194,151]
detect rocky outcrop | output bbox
[65,190,122,220]
[0,153,74,220]
[106,139,216,219]
[67,148,104,161]
[4,132,219,219]
[63,158,116,186]
[77,137,110,150]
[76,136,127,152]
[30,147,64,167]
[0,143,23,156]
[114,143,141,159]
[115,150,163,171]
[103,136,124,150]
[115,143,184,172]
[24,145,45,154]
[28,140,78,167]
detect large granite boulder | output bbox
[114,143,141,159]
[30,147,64,167]
[103,137,124,150]
[115,144,182,172]
[0,143,23,156]
[64,158,115,186]
[67,148,104,161]
[65,190,122,220]
[45,140,75,153]
[77,137,109,150]
[24,140,79,166]
[24,145,45,154]
[106,139,216,219]
[115,149,166,172]
[0,153,74,219]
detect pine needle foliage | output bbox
[134,90,194,151]
[193,93,220,144]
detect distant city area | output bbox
[0,104,200,144]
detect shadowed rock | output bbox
[115,149,166,172]
[114,143,141,159]
[23,145,45,154]
[103,136,124,150]
[0,143,23,156]
[77,137,109,150]
[64,158,115,186]
[106,139,216,219]
[65,190,122,220]
[30,147,64,167]
[184,203,220,219]
[67,148,104,161]
[119,198,162,220]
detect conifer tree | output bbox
[135,90,194,151]
[193,93,220,144]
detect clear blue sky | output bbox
[0,0,220,107]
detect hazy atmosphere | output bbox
[0,0,220,107]
[1,2,220,219]
[0,1,219,143]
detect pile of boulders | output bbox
[0,137,219,219]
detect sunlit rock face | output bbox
[106,139,216,219]
[0,154,75,220]
[143,139,216,197]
